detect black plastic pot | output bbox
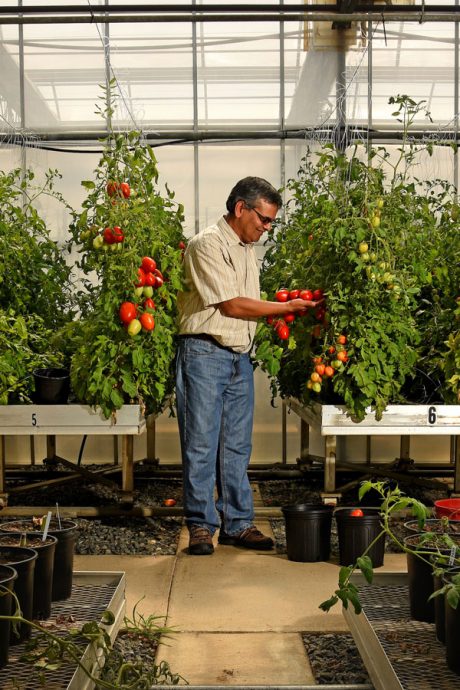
[49,520,77,600]
[282,503,333,562]
[433,565,460,644]
[0,534,57,620]
[334,507,385,567]
[0,564,17,669]
[404,533,460,624]
[404,519,460,535]
[0,519,77,601]
[444,568,460,675]
[33,367,70,404]
[0,546,37,644]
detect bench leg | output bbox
[121,435,134,503]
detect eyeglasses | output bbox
[244,204,276,227]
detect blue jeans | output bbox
[175,336,255,535]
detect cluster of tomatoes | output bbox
[119,256,161,336]
[307,335,349,393]
[267,287,325,341]
[135,256,164,296]
[106,180,131,199]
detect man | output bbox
[176,177,321,555]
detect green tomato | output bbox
[361,252,370,262]
[376,198,384,209]
[359,242,369,254]
[93,235,104,249]
[134,286,144,297]
[332,359,343,369]
[127,318,142,337]
[143,286,154,298]
[312,382,321,393]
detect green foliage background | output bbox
[255,97,460,420]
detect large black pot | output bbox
[0,564,17,669]
[282,503,333,562]
[0,534,57,620]
[335,507,385,567]
[404,533,460,624]
[0,519,77,601]
[33,367,70,404]
[444,568,460,675]
[0,546,37,644]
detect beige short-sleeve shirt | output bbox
[177,216,260,353]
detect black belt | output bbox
[178,333,236,353]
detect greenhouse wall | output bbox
[0,2,459,467]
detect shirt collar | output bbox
[217,215,252,247]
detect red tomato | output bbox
[337,335,347,345]
[276,324,290,340]
[119,302,137,324]
[288,289,300,299]
[315,364,326,376]
[140,312,155,331]
[155,275,164,288]
[106,181,119,197]
[178,241,186,250]
[144,272,156,287]
[112,226,124,243]
[315,308,326,321]
[135,268,146,287]
[103,227,115,244]
[284,313,295,323]
[328,346,336,354]
[143,298,156,311]
[350,509,364,517]
[275,289,289,303]
[163,498,177,507]
[324,365,335,378]
[141,256,157,273]
[337,350,348,362]
[313,289,324,301]
[299,289,313,301]
[120,182,131,198]
[267,316,274,325]
[153,268,164,280]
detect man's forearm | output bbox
[219,296,317,319]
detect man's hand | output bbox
[285,297,325,313]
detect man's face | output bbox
[233,198,279,244]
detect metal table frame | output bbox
[0,404,149,507]
[287,400,460,498]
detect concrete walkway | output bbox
[74,518,407,685]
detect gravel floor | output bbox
[3,469,451,687]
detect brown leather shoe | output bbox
[218,525,274,550]
[188,524,214,555]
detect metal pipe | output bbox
[0,5,458,24]
[2,128,459,145]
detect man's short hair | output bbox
[226,177,282,215]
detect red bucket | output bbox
[434,498,460,521]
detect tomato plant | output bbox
[65,81,186,418]
[255,96,460,421]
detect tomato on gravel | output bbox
[119,302,137,324]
